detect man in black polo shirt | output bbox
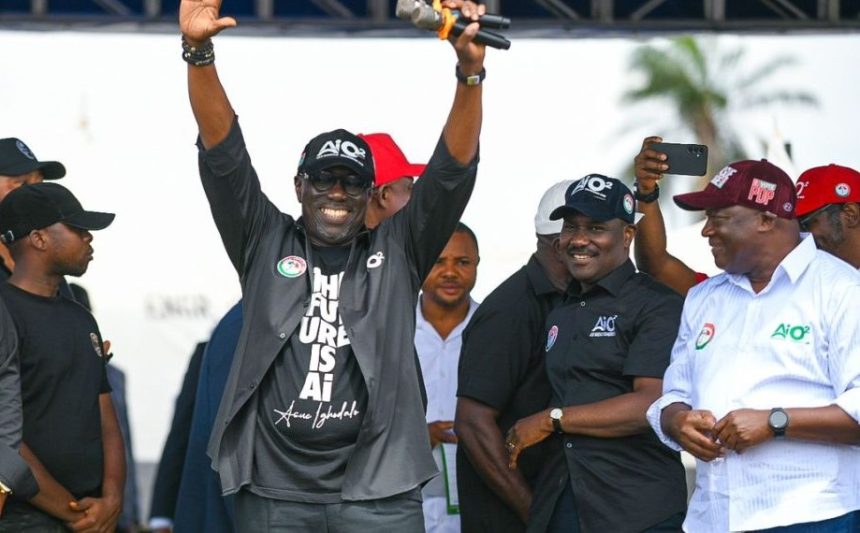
[0,183,125,532]
[454,180,572,532]
[505,175,686,533]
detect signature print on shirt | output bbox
[272,267,360,431]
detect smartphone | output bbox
[651,142,709,176]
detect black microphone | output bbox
[450,21,511,50]
[396,0,512,50]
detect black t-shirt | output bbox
[456,256,564,533]
[252,244,368,503]
[533,260,686,533]
[0,282,110,499]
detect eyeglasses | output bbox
[302,170,371,197]
[798,203,841,231]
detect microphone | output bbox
[396,0,512,50]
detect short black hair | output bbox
[454,221,479,257]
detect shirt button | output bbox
[279,332,286,339]
[579,301,586,307]
[249,381,256,389]
[566,442,573,449]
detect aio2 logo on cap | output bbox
[836,183,851,197]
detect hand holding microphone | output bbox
[396,0,512,50]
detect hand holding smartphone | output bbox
[650,142,709,176]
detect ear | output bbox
[27,230,49,252]
[623,224,637,248]
[758,212,778,232]
[840,203,860,228]
[294,175,303,203]
[376,184,389,206]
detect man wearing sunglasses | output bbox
[795,164,860,270]
[179,0,486,530]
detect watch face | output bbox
[770,410,789,429]
[550,408,563,420]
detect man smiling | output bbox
[648,160,860,532]
[506,175,686,533]
[179,0,487,529]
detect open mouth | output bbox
[567,251,596,264]
[320,206,350,224]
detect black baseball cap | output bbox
[0,183,115,244]
[297,129,375,184]
[549,174,636,224]
[0,138,66,180]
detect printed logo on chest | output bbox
[770,322,812,344]
[589,315,618,338]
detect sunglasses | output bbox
[798,203,840,232]
[302,170,371,196]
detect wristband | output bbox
[634,181,660,204]
[456,65,486,86]
[182,36,215,67]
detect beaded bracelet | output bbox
[181,37,215,67]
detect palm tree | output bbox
[623,36,817,182]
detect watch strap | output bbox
[456,65,486,86]
[634,181,660,203]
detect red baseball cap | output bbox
[795,164,860,217]
[358,133,426,187]
[673,159,796,219]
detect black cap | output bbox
[0,183,115,244]
[549,174,636,224]
[0,138,66,180]
[297,129,375,184]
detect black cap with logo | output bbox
[0,138,66,180]
[549,174,637,224]
[0,183,115,244]
[297,129,375,184]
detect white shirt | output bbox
[415,296,479,533]
[647,236,860,532]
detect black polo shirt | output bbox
[534,260,686,533]
[457,255,564,533]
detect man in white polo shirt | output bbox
[647,159,860,532]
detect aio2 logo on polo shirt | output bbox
[771,323,811,343]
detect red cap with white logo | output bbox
[673,159,796,219]
[795,164,860,217]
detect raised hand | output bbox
[634,136,668,194]
[443,0,487,73]
[179,0,237,46]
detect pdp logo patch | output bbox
[546,325,559,352]
[277,255,307,278]
[835,183,851,198]
[695,323,716,350]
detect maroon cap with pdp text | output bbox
[673,159,796,219]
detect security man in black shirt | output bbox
[505,175,686,533]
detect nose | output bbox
[327,179,348,200]
[565,227,590,248]
[82,230,93,243]
[701,218,714,237]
